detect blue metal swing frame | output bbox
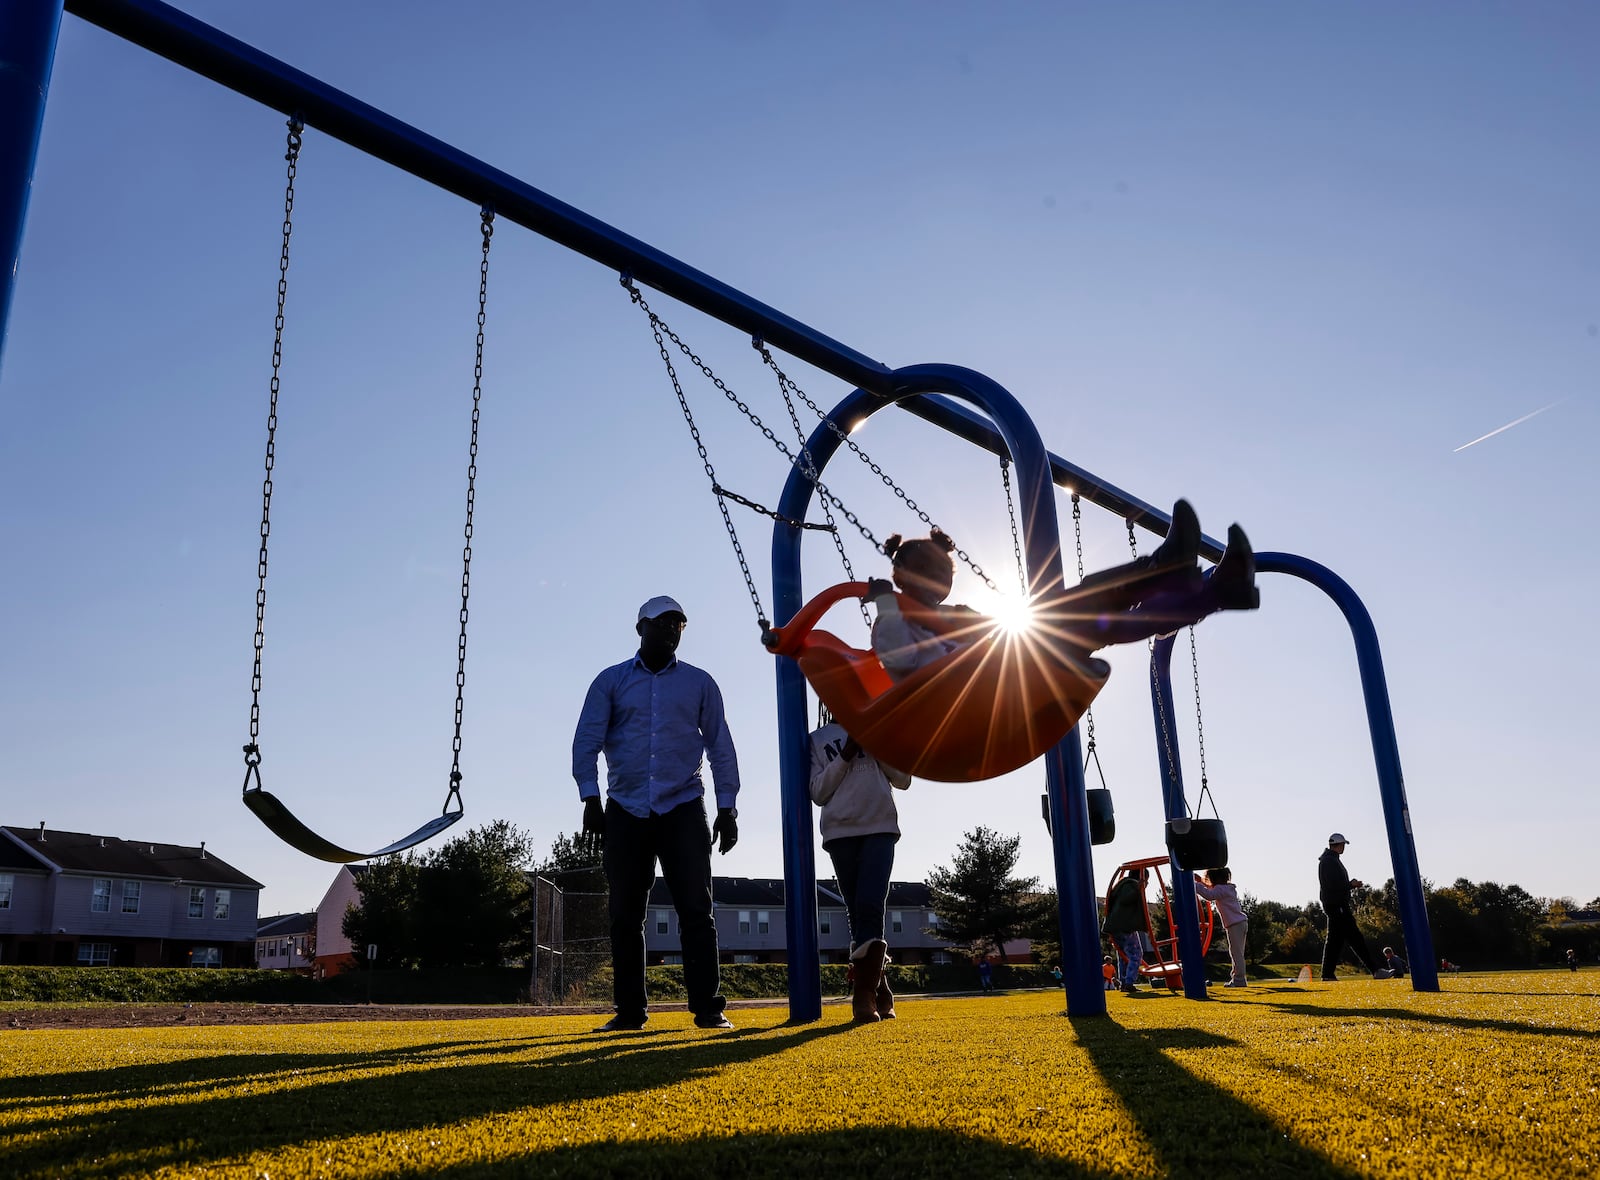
[1,0,1439,1016]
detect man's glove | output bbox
[864,578,896,603]
[581,796,605,859]
[712,807,739,855]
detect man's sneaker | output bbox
[693,1012,734,1030]
[1223,981,1248,988]
[1120,981,1139,995]
[596,1014,647,1032]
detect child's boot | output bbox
[850,939,887,1024]
[1205,523,1259,611]
[875,952,897,1019]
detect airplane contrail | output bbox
[1452,400,1566,453]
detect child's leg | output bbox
[1076,499,1201,597]
[1078,523,1258,649]
[1226,920,1248,985]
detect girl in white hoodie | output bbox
[809,719,911,1023]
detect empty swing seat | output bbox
[766,581,1111,782]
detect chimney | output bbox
[37,822,45,842]
[200,841,207,860]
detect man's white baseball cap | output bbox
[638,595,687,621]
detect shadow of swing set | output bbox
[2,0,1440,1016]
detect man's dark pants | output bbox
[1322,907,1377,978]
[604,797,724,1022]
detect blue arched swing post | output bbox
[3,0,1438,1015]
[772,368,1109,1021]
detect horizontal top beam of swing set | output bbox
[61,0,1209,553]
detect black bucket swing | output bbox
[239,118,494,863]
[1155,621,1228,872]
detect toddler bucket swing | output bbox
[238,119,494,862]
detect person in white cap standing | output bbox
[1318,833,1391,981]
[572,595,741,1031]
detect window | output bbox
[926,910,941,928]
[733,953,758,964]
[121,880,141,914]
[738,910,751,935]
[932,950,953,965]
[77,942,111,966]
[188,887,205,918]
[756,910,770,935]
[0,873,12,910]
[819,914,832,935]
[91,879,111,913]
[213,889,231,920]
[663,953,683,965]
[191,946,222,968]
[890,910,904,934]
[654,909,669,935]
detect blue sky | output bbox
[3,1,1596,923]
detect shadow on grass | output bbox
[0,1020,857,1178]
[1262,1000,1600,1039]
[1070,1018,1360,1179]
[376,1125,1112,1179]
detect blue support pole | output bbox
[1255,553,1438,991]
[772,364,1107,1021]
[1149,635,1210,1000]
[0,0,64,371]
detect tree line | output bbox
[340,820,1598,973]
[924,827,1600,971]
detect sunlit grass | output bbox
[2,973,1597,1178]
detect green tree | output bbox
[415,820,537,968]
[926,827,1053,959]
[343,853,423,969]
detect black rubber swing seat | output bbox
[242,789,463,864]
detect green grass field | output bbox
[3,972,1596,1178]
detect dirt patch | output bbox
[2,998,790,1031]
[2,1003,599,1030]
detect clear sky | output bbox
[3,1,1596,923]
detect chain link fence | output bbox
[530,874,610,1004]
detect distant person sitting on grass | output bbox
[1440,957,1461,974]
[1382,947,1407,979]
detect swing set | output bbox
[1,0,1442,1017]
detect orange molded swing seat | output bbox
[766,581,1110,782]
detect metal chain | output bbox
[1188,621,1209,794]
[754,341,999,592]
[444,207,494,815]
[1000,458,1025,593]
[244,116,303,787]
[761,339,871,630]
[1131,516,1186,800]
[622,278,770,627]
[1070,492,1097,754]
